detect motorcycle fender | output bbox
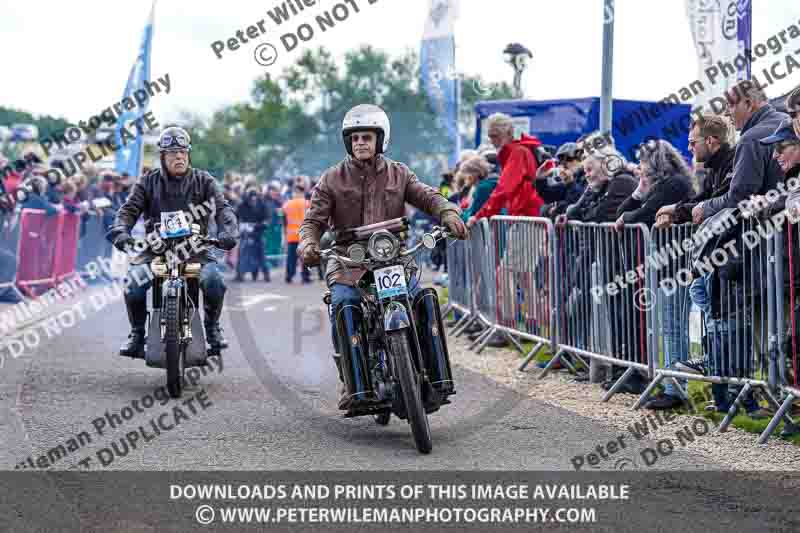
[185,309,207,367]
[145,309,165,368]
[383,301,411,332]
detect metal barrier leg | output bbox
[518,341,544,372]
[468,326,494,351]
[633,372,664,410]
[758,392,796,444]
[538,350,565,379]
[451,312,471,333]
[502,330,525,355]
[602,366,635,403]
[761,387,796,426]
[474,326,498,354]
[720,381,752,432]
[668,377,696,414]
[441,304,453,320]
[453,315,478,337]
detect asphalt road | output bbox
[0,274,723,471]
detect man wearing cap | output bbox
[760,116,800,437]
[534,142,586,220]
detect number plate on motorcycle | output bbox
[160,210,191,239]
[375,265,407,299]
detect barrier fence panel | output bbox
[642,215,790,435]
[541,222,653,403]
[442,230,472,331]
[0,211,23,302]
[453,219,495,340]
[52,212,80,284]
[483,216,555,366]
[760,217,800,442]
[15,209,59,297]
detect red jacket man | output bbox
[468,115,545,225]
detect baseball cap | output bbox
[760,118,799,145]
[555,142,581,159]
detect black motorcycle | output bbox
[321,217,456,454]
[136,222,220,398]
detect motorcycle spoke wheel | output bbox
[389,330,432,454]
[165,296,183,398]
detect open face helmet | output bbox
[341,104,390,157]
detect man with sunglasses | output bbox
[297,104,467,410]
[691,80,788,225]
[108,126,239,359]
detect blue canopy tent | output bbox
[474,97,693,162]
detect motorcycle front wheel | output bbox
[164,296,184,398]
[388,330,432,454]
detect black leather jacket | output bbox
[107,166,239,264]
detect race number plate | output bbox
[159,210,191,239]
[375,265,407,299]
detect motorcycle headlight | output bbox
[368,231,399,261]
[348,243,366,263]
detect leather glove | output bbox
[300,242,321,267]
[113,233,134,252]
[217,232,237,251]
[441,211,468,240]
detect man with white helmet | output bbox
[108,126,239,359]
[298,104,467,409]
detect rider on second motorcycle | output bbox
[298,104,468,409]
[107,126,239,358]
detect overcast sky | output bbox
[0,0,797,126]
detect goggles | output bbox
[159,134,190,151]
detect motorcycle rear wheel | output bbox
[388,330,432,454]
[164,296,184,398]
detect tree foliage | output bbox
[188,45,515,185]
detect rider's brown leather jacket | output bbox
[299,155,459,286]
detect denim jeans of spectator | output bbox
[662,292,689,397]
[689,275,759,412]
[328,275,422,349]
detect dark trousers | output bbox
[286,242,310,282]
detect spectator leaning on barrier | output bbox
[692,80,788,225]
[614,139,694,230]
[467,113,544,227]
[656,113,735,228]
[535,142,586,220]
[615,140,695,410]
[759,116,800,434]
[559,145,636,224]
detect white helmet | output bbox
[341,104,390,156]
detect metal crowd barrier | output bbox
[451,219,493,339]
[441,228,472,331]
[760,217,800,442]
[0,211,23,302]
[639,217,791,434]
[76,213,114,282]
[484,216,555,364]
[539,222,654,402]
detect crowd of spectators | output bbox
[444,82,800,432]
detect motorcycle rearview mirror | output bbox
[422,233,437,250]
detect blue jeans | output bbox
[328,275,422,350]
[662,293,689,397]
[125,262,226,307]
[689,275,759,412]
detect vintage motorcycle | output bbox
[321,217,456,454]
[136,220,221,398]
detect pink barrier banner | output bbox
[52,212,80,283]
[16,209,59,297]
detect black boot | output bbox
[204,299,228,353]
[120,298,147,358]
[334,304,373,410]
